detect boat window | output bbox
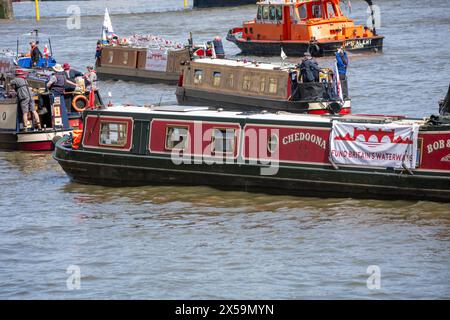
[242,75,251,91]
[257,5,263,20]
[327,3,336,18]
[312,5,322,18]
[123,51,129,65]
[165,126,189,150]
[227,73,234,88]
[99,122,128,147]
[269,6,276,21]
[269,78,278,94]
[276,6,283,21]
[213,72,221,87]
[108,50,114,64]
[212,128,235,155]
[194,69,203,85]
[262,5,269,20]
[268,133,279,154]
[260,77,266,93]
[299,4,307,20]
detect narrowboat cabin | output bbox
[176,58,351,115]
[97,34,225,85]
[53,100,450,202]
[227,0,384,56]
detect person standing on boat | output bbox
[62,63,83,92]
[95,41,103,67]
[10,69,41,131]
[336,45,349,99]
[46,64,66,97]
[30,42,43,68]
[84,66,98,91]
[299,52,320,83]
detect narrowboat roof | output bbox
[192,58,293,71]
[97,105,426,126]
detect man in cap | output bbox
[299,51,321,83]
[10,69,41,130]
[46,64,66,97]
[62,63,83,91]
[336,45,349,99]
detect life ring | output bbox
[327,101,343,115]
[72,95,88,112]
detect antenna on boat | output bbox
[16,37,19,59]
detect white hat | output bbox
[52,64,64,72]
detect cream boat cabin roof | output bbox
[102,105,426,127]
[191,58,292,72]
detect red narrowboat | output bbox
[53,87,450,202]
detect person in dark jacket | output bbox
[95,41,103,67]
[299,52,321,83]
[30,42,43,68]
[46,64,66,97]
[336,45,349,99]
[10,69,41,130]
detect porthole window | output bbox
[268,133,279,154]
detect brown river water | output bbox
[0,0,449,299]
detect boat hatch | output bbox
[151,106,210,112]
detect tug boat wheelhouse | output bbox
[227,0,384,56]
[54,95,450,202]
[176,58,351,115]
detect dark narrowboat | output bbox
[53,97,450,202]
[176,58,351,114]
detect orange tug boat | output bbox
[227,0,384,57]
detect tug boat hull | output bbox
[227,35,384,57]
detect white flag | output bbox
[281,47,287,60]
[333,62,343,101]
[103,8,114,34]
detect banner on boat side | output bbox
[145,49,168,72]
[329,121,420,169]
